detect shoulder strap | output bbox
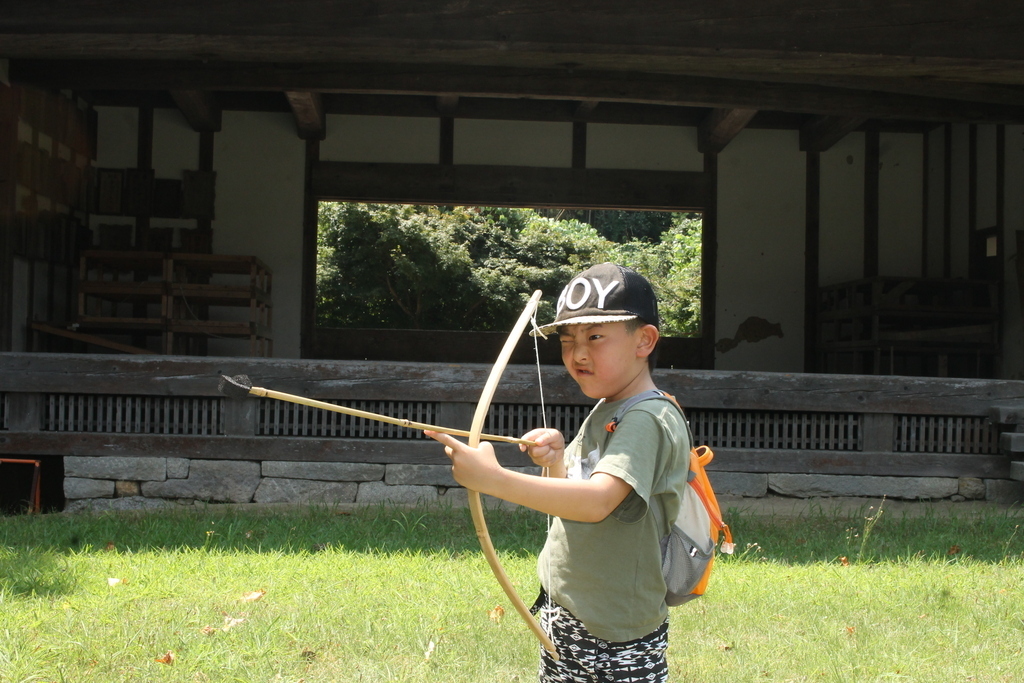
[603,390,696,540]
[604,389,684,434]
[605,391,698,456]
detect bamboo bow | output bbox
[466,289,559,660]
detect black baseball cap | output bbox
[533,263,659,336]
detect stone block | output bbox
[254,478,358,504]
[141,460,260,503]
[65,496,172,513]
[356,481,438,506]
[958,477,986,500]
[386,464,457,487]
[64,477,115,499]
[167,458,190,479]
[114,480,141,497]
[438,487,522,511]
[262,461,384,482]
[985,478,1024,504]
[64,456,166,481]
[707,472,768,497]
[768,474,958,500]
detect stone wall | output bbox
[62,456,541,512]
[63,456,1024,512]
[711,470,1024,502]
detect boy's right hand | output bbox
[520,428,566,473]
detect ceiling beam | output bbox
[14,60,1024,123]
[284,90,325,140]
[312,161,706,210]
[169,89,221,132]
[573,100,599,120]
[799,116,867,152]
[435,94,459,116]
[2,2,1024,86]
[698,107,758,153]
[702,70,1024,108]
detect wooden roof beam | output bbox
[285,90,325,140]
[698,107,757,153]
[436,94,459,116]
[573,99,599,120]
[17,61,1024,123]
[800,115,867,152]
[170,89,221,132]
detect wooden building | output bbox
[1,3,1024,511]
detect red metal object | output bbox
[0,458,42,513]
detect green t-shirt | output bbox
[537,394,691,642]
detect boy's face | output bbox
[558,321,657,402]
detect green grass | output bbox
[1,501,1022,682]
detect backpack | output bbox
[604,390,734,605]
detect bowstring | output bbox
[529,310,560,639]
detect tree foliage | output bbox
[317,203,702,336]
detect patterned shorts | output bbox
[532,591,669,683]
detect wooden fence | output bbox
[1,353,1023,493]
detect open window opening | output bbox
[313,203,703,366]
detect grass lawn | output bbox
[1,501,1022,682]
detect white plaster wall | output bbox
[455,119,571,167]
[9,259,29,351]
[715,129,805,372]
[819,132,865,285]
[89,106,138,242]
[1002,126,1024,379]
[151,107,201,245]
[976,125,998,231]
[924,128,945,277]
[949,125,971,277]
[587,124,702,171]
[878,133,924,277]
[153,107,199,175]
[320,115,439,163]
[209,111,305,358]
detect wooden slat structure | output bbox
[0,353,1020,480]
[72,250,273,356]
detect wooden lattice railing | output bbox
[0,353,1020,478]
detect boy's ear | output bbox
[635,324,660,359]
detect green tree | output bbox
[317,203,701,336]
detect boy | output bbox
[425,263,690,682]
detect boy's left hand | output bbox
[423,430,501,493]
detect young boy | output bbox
[425,263,690,682]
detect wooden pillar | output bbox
[967,124,979,278]
[943,124,953,278]
[572,121,587,169]
[300,138,320,358]
[996,125,1005,262]
[804,151,820,372]
[439,117,454,166]
[0,84,18,351]
[701,152,718,370]
[130,105,154,349]
[921,128,930,277]
[134,105,153,250]
[197,130,214,237]
[864,130,880,278]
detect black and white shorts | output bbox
[532,591,669,683]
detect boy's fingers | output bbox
[424,430,456,445]
[423,430,463,459]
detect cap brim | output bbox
[530,314,638,337]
